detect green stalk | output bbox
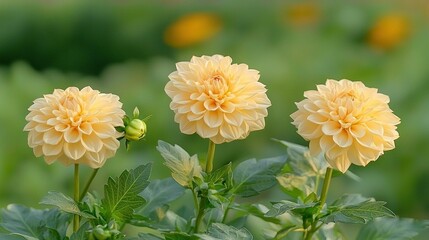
[195,140,216,233]
[73,164,80,232]
[205,140,216,173]
[79,168,99,201]
[304,167,333,240]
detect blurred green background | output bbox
[1,0,428,237]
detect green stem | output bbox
[79,168,99,201]
[195,140,217,233]
[221,196,235,223]
[205,140,216,173]
[303,167,333,240]
[319,167,333,210]
[73,164,80,233]
[192,189,199,214]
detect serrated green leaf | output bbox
[195,223,253,240]
[357,217,429,240]
[265,200,318,217]
[140,178,186,215]
[0,204,70,240]
[102,164,151,225]
[232,156,286,197]
[323,200,395,224]
[40,191,95,219]
[207,162,232,187]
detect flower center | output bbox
[204,73,230,102]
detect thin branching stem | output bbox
[79,168,99,201]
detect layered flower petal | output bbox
[291,79,400,173]
[24,86,125,168]
[165,55,271,143]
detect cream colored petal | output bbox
[81,134,103,152]
[204,111,223,128]
[102,137,120,151]
[349,124,366,138]
[333,130,353,148]
[78,122,93,135]
[35,124,53,132]
[224,112,244,127]
[326,153,351,173]
[42,142,63,156]
[64,128,81,143]
[43,130,63,145]
[63,142,86,160]
[321,121,342,136]
[196,120,218,138]
[92,123,116,138]
[309,139,322,156]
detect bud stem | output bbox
[73,164,80,232]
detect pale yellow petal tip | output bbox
[165,55,271,144]
[292,79,400,171]
[24,86,125,168]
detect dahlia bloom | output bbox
[291,79,400,173]
[165,55,271,144]
[24,86,125,168]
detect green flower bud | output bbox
[125,119,147,141]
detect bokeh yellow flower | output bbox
[368,14,409,50]
[24,86,125,168]
[291,79,400,173]
[164,12,222,48]
[165,55,271,144]
[283,2,320,26]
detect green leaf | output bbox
[265,200,317,218]
[195,223,253,240]
[140,178,186,215]
[70,222,91,240]
[0,234,23,240]
[207,162,232,187]
[230,203,280,224]
[357,217,429,240]
[102,164,151,225]
[0,204,70,240]
[163,232,198,240]
[136,233,165,240]
[40,191,95,219]
[322,195,395,224]
[130,207,188,232]
[232,156,286,197]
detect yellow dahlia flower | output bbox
[165,55,271,144]
[291,79,400,173]
[24,86,125,168]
